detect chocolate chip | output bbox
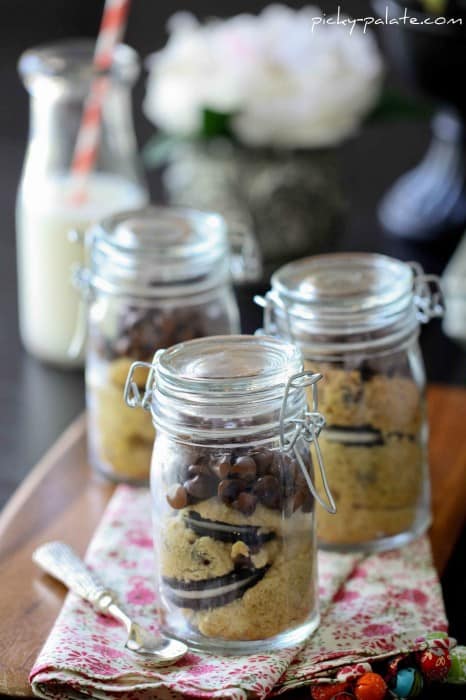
[269,451,292,478]
[283,478,297,498]
[287,458,299,480]
[251,449,274,476]
[268,460,281,479]
[292,487,313,513]
[294,462,310,490]
[215,456,232,480]
[293,489,306,512]
[232,491,257,516]
[360,364,376,382]
[166,483,188,509]
[301,492,314,513]
[104,306,207,362]
[187,463,215,479]
[184,475,216,500]
[268,454,297,496]
[218,478,247,505]
[230,456,256,482]
[284,459,299,496]
[254,475,281,509]
[176,448,204,478]
[232,553,253,569]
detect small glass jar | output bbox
[124,335,334,653]
[84,207,241,484]
[259,253,444,553]
[16,40,148,367]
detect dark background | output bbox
[1,0,464,501]
[0,1,464,690]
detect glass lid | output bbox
[155,335,303,397]
[272,253,413,315]
[89,206,229,291]
[262,253,442,352]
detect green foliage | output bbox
[200,108,234,138]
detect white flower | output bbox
[143,5,384,148]
[143,12,251,134]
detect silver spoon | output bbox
[33,541,187,665]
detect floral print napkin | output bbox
[30,486,464,700]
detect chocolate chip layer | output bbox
[165,447,313,516]
[100,306,207,363]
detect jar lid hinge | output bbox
[279,371,336,515]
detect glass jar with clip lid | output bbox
[257,253,444,553]
[124,334,336,653]
[81,206,242,484]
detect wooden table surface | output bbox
[0,384,465,698]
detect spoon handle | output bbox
[33,541,114,608]
[33,541,187,664]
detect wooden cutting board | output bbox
[0,385,465,698]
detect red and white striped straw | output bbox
[70,0,131,203]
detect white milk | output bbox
[16,173,148,367]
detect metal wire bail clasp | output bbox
[229,219,263,283]
[409,262,445,324]
[123,349,164,412]
[123,362,154,410]
[279,371,336,514]
[254,291,294,341]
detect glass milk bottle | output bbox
[16,40,148,367]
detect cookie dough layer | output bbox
[311,364,423,434]
[160,502,316,641]
[89,356,154,482]
[315,435,424,545]
[191,535,314,640]
[161,516,277,582]
[305,362,426,547]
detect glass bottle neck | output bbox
[24,78,142,184]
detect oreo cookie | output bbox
[163,565,270,609]
[324,424,384,447]
[184,511,275,546]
